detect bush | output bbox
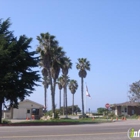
[118,114,124,118]
[97,108,108,114]
[44,110,52,117]
[108,113,115,118]
[79,114,89,119]
[44,110,60,119]
[2,119,11,124]
[55,111,60,119]
[129,114,138,119]
[92,113,103,116]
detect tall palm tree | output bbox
[76,58,90,116]
[37,32,66,118]
[57,76,63,110]
[59,75,70,116]
[69,80,78,115]
[62,57,72,117]
[50,46,65,115]
[42,68,49,112]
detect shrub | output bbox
[92,113,103,116]
[44,110,52,117]
[130,114,138,119]
[118,114,125,118]
[79,114,89,119]
[108,113,115,118]
[55,111,60,119]
[2,119,11,124]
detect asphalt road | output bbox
[0,120,140,140]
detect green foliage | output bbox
[108,113,115,118]
[37,32,72,117]
[69,80,78,94]
[97,107,108,114]
[129,114,138,119]
[44,110,53,117]
[76,58,90,71]
[2,119,11,124]
[60,105,81,115]
[118,114,125,118]
[129,80,140,101]
[55,111,60,119]
[46,105,81,117]
[79,114,89,119]
[13,118,110,124]
[92,113,103,116]
[0,18,40,123]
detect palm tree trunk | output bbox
[81,77,84,116]
[59,90,61,110]
[51,92,55,118]
[72,94,74,115]
[63,88,65,115]
[65,85,68,118]
[48,70,55,118]
[52,79,56,118]
[51,87,55,117]
[0,100,3,124]
[44,86,47,112]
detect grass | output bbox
[12,118,111,125]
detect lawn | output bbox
[1,117,113,126]
[11,118,111,124]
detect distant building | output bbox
[110,101,140,116]
[2,99,44,119]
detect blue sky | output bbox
[1,0,140,112]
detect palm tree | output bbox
[59,75,70,116]
[76,58,90,116]
[69,80,78,115]
[57,76,63,110]
[42,68,49,112]
[50,46,65,116]
[61,57,72,117]
[37,32,66,118]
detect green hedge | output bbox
[92,113,103,116]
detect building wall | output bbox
[121,106,128,115]
[128,106,133,115]
[13,108,27,119]
[132,107,140,115]
[12,101,43,119]
[113,105,140,116]
[125,106,140,115]
[2,108,13,119]
[3,111,11,119]
[134,107,140,115]
[3,100,43,119]
[39,108,43,117]
[117,106,121,116]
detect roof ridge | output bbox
[19,99,44,107]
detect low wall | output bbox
[3,111,11,119]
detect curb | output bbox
[0,122,79,126]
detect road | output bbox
[0,120,140,140]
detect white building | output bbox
[2,99,44,119]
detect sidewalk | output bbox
[3,119,35,123]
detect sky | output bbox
[1,0,140,112]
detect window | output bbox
[132,109,134,115]
[27,109,30,113]
[32,108,39,115]
[125,108,127,113]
